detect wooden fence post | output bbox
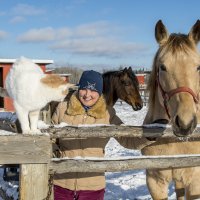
[20,164,49,200]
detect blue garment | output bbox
[83,105,91,112]
[78,70,103,95]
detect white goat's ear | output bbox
[61,83,76,95]
[68,84,78,91]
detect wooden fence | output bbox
[2,125,200,200]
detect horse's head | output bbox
[154,20,200,137]
[103,67,143,110]
[116,67,143,110]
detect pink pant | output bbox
[54,185,105,200]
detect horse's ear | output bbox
[155,20,169,46]
[128,66,133,73]
[123,67,127,72]
[188,20,200,44]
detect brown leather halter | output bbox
[156,68,199,119]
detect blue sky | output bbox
[0,0,199,70]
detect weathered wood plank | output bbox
[50,154,200,173]
[20,164,49,200]
[46,125,200,139]
[0,135,51,164]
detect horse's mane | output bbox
[147,33,197,108]
[102,70,118,95]
[147,51,159,109]
[103,70,120,77]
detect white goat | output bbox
[6,57,73,134]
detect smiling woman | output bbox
[51,70,123,200]
[78,70,103,107]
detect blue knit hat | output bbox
[78,70,103,95]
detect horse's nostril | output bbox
[174,115,197,136]
[175,115,181,128]
[138,103,143,110]
[134,102,143,110]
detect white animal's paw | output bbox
[23,129,42,135]
[22,129,31,135]
[30,129,42,135]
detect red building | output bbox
[136,74,145,85]
[0,58,54,111]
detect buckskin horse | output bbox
[142,20,200,199]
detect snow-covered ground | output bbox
[0,102,177,200]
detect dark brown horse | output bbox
[103,67,143,110]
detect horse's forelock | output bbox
[128,70,139,87]
[163,33,195,55]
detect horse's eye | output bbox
[121,80,125,84]
[124,83,130,86]
[121,80,130,86]
[197,66,200,71]
[160,64,167,71]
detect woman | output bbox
[52,70,122,200]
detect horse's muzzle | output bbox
[132,102,143,111]
[173,115,197,137]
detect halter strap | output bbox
[156,69,199,119]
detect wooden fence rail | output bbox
[50,154,200,173]
[47,125,200,139]
[1,125,200,199]
[0,135,51,164]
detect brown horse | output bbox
[103,67,143,110]
[142,20,200,199]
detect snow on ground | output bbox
[0,102,177,200]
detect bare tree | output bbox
[53,67,83,84]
